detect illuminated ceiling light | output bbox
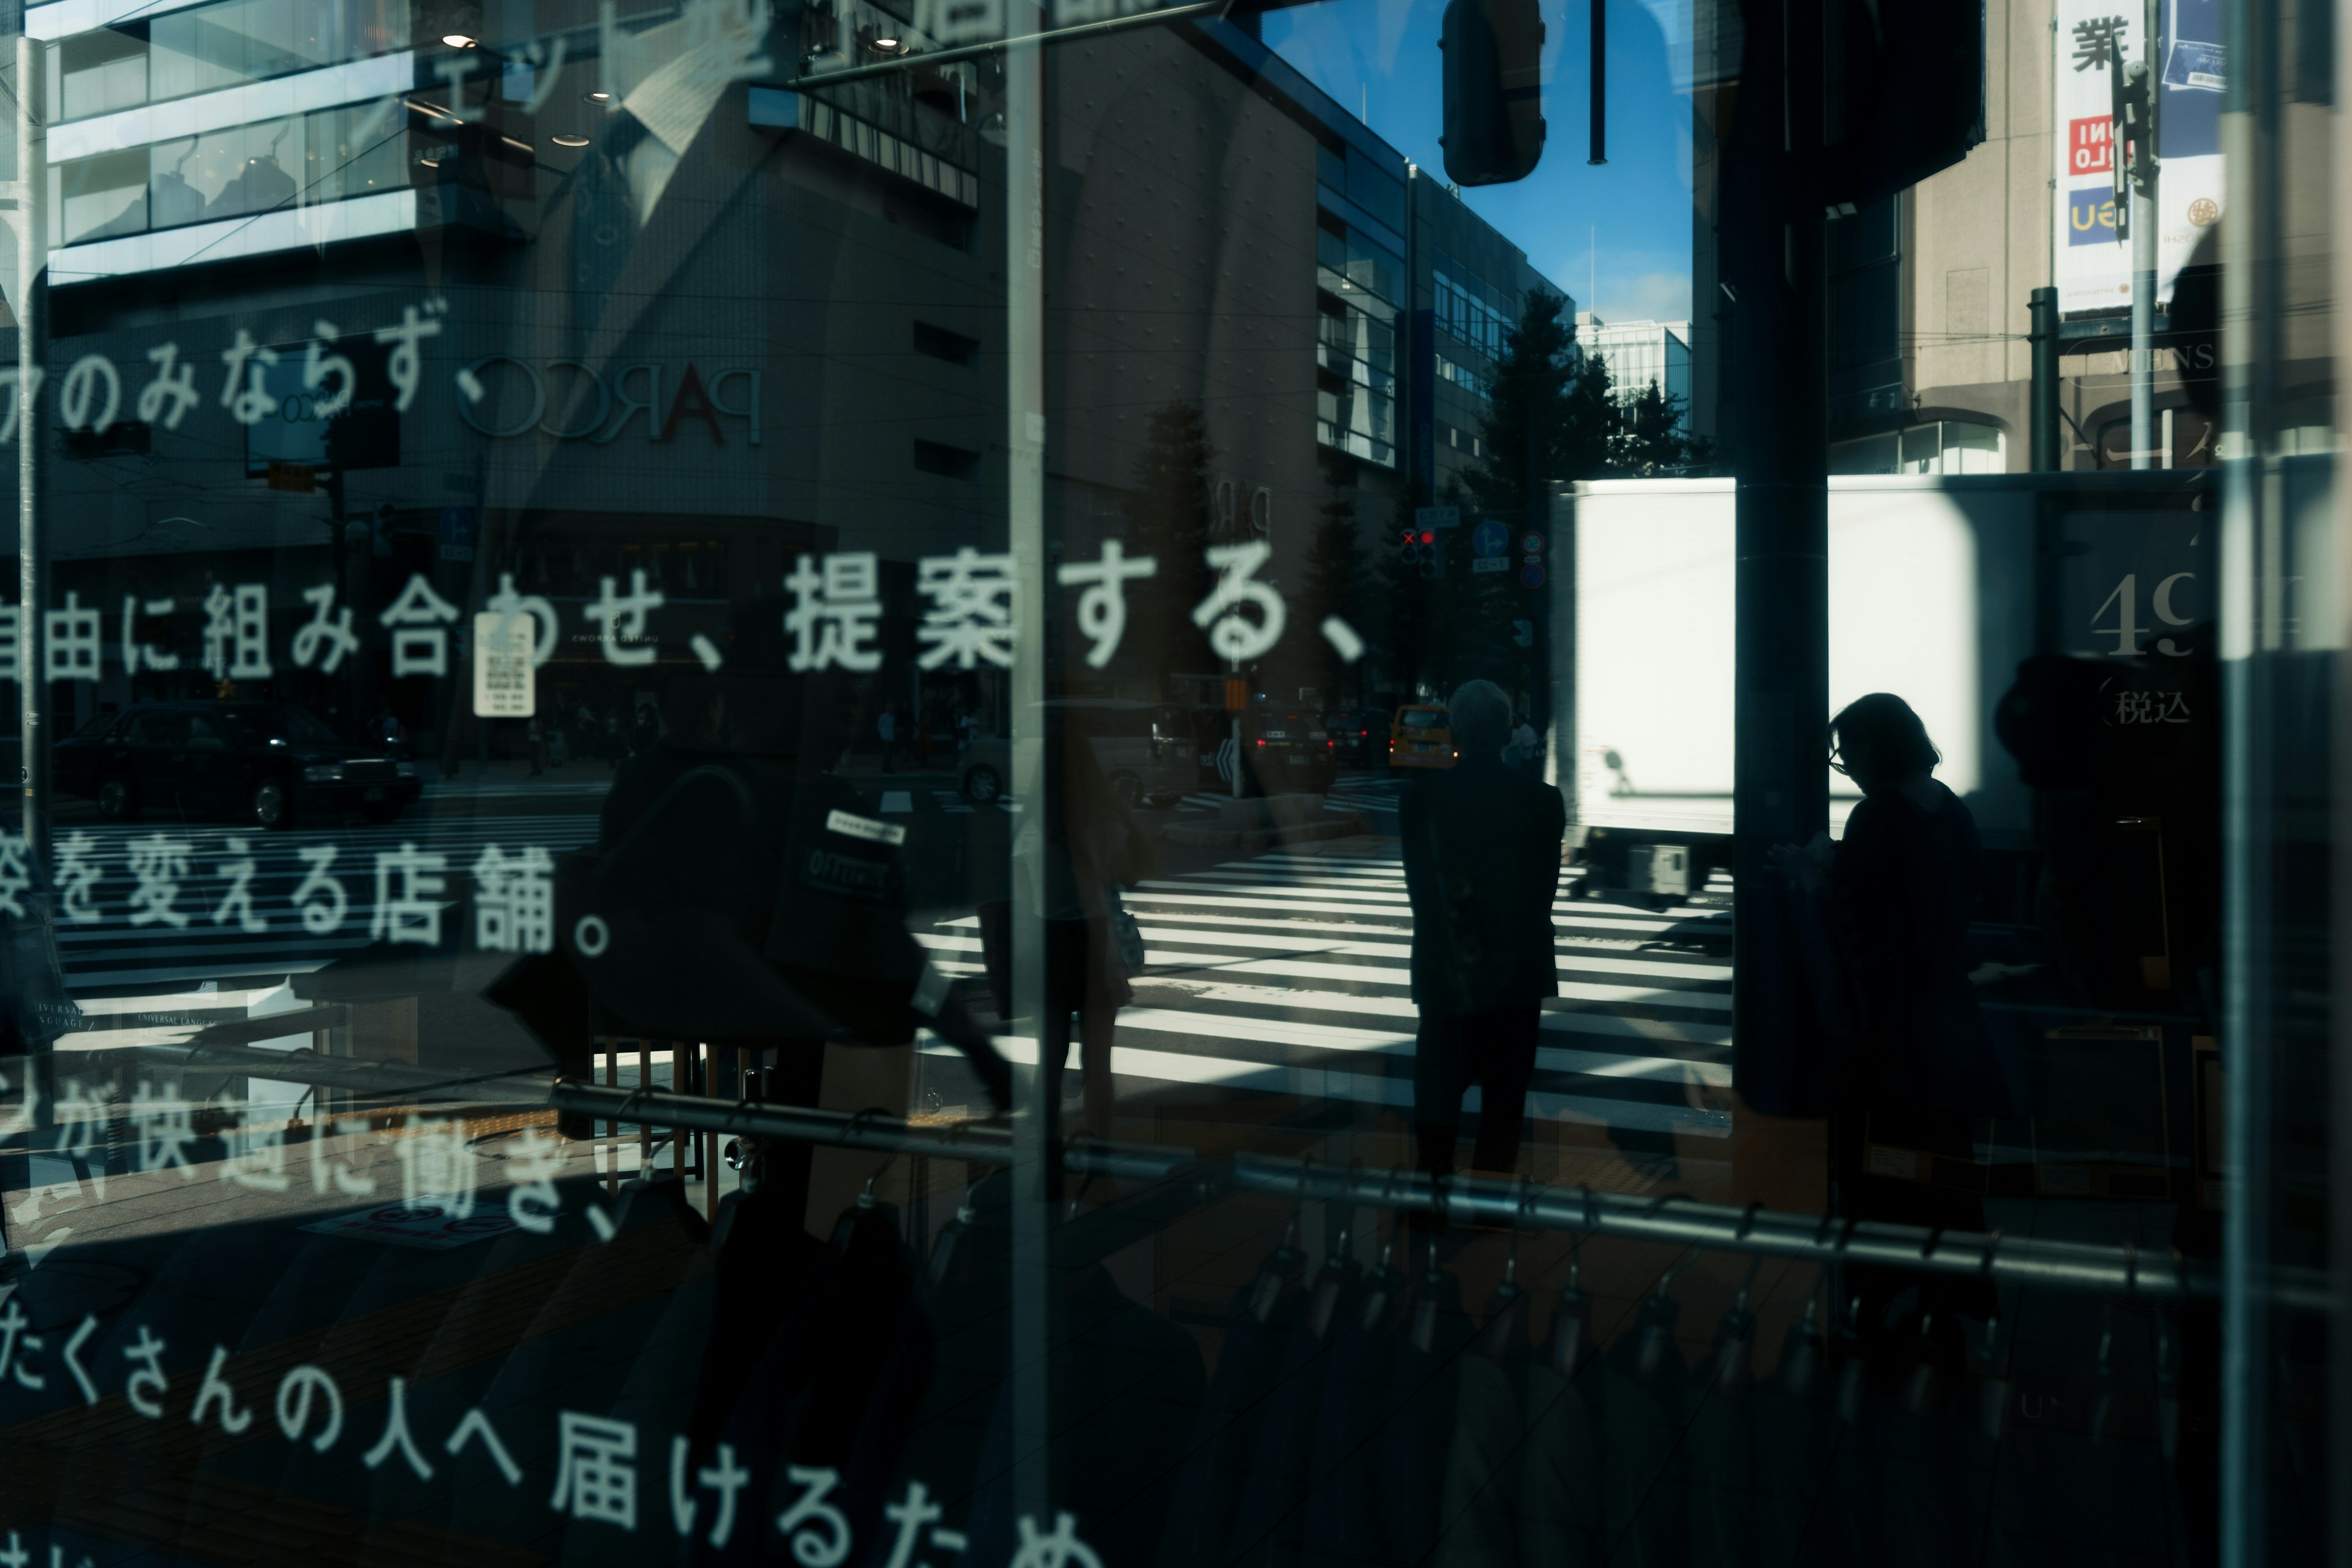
[872,34,900,48]
[552,134,589,147]
[442,32,477,47]
[418,157,441,167]
[584,90,613,104]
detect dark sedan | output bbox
[55,701,422,829]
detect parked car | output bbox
[1245,706,1338,790]
[1387,704,1455,771]
[54,701,422,829]
[1324,707,1381,766]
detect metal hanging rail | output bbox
[84,1036,2330,1313]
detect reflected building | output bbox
[10,1,1564,755]
[1570,310,1689,417]
[1690,0,2228,475]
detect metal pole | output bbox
[2029,285,2061,470]
[1001,10,1052,1534]
[1587,0,1605,165]
[1729,0,1830,1118]
[2127,1,2157,470]
[15,36,42,861]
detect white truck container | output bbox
[1551,472,2213,896]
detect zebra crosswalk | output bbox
[48,814,1735,1142]
[1169,772,1407,821]
[1322,774,1408,820]
[915,846,1736,1138]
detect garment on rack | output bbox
[1299,1250,1409,1562]
[1430,1298,1533,1568]
[945,1244,1206,1567]
[1593,1291,1694,1568]
[1679,1308,1820,1568]
[1796,1329,2000,1568]
[1372,1261,1477,1566]
[1226,1257,1359,1562]
[1155,1231,1310,1568]
[797,1197,938,1556]
[1513,1340,1606,1562]
[684,1188,849,1567]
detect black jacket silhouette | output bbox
[1400,755,1567,1019]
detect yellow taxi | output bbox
[1387,704,1456,770]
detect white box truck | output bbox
[1552,472,2214,903]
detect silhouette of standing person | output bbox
[1809,693,2011,1338]
[976,705,1158,1185]
[1400,679,1567,1180]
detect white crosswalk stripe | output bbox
[413,775,615,800]
[919,844,1735,1136]
[1323,774,1407,815]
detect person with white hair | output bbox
[1398,677,1567,1180]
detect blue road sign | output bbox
[1471,519,1510,558]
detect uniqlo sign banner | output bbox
[2054,0,2225,316]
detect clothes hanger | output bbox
[1709,1253,1765,1398]
[1901,1310,1945,1415]
[2155,1316,2180,1461]
[831,1150,902,1251]
[1776,1288,1824,1398]
[1547,1186,1594,1378]
[1358,1202,1406,1334]
[1634,1246,1699,1379]
[929,1201,979,1288]
[1900,1227,1963,1415]
[1476,1177,1534,1361]
[1977,1311,2011,1440]
[2088,1302,2117,1444]
[1248,1174,1310,1324]
[1409,1221,1464,1357]
[1308,1208,1358,1341]
[1835,1294,1869,1423]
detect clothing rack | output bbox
[96,1035,2329,1312]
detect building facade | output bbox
[1571,311,1690,417]
[1690,0,2232,475]
[8,1,1564,763]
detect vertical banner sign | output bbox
[2054,0,2225,317]
[473,612,536,718]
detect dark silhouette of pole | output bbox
[2029,286,2060,471]
[1727,0,1829,1118]
[15,36,43,861]
[1588,0,1606,164]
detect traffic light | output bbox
[1823,0,1986,208]
[1439,0,1545,187]
[1398,527,1446,578]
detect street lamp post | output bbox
[15,34,43,859]
[2120,2,2160,470]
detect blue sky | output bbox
[1259,0,1695,325]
